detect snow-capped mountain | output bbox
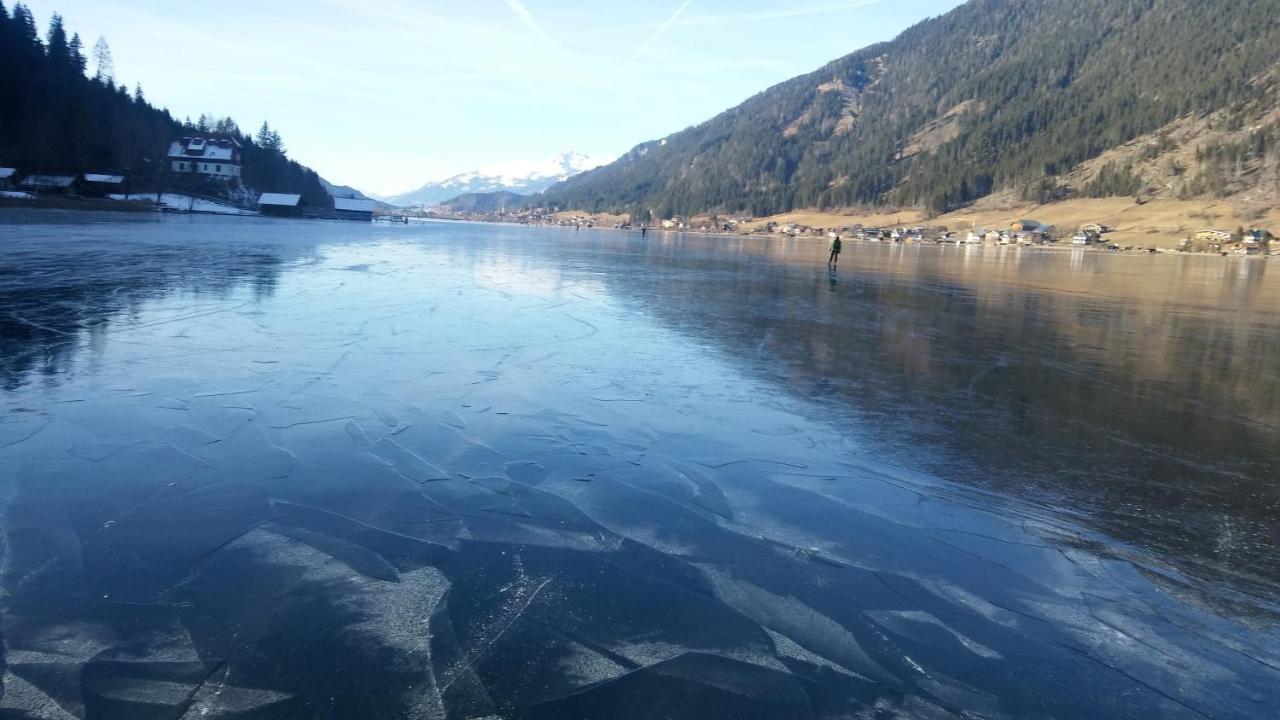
[389,152,605,207]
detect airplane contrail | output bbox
[503,0,552,42]
[638,0,695,53]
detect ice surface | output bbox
[0,215,1277,718]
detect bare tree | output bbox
[92,35,113,83]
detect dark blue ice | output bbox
[0,212,1278,718]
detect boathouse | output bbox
[19,174,79,195]
[333,197,376,222]
[82,173,126,197]
[258,193,302,217]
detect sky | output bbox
[20,0,966,197]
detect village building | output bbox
[1194,230,1234,245]
[0,167,17,190]
[19,174,79,195]
[333,197,376,222]
[258,193,302,217]
[1073,230,1101,246]
[168,136,243,179]
[81,173,125,198]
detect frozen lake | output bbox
[1,213,1278,718]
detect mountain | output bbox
[391,152,604,207]
[437,191,529,214]
[320,178,374,201]
[543,0,1280,220]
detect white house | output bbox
[168,136,242,179]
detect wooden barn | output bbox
[258,193,302,217]
[19,174,79,195]
[82,173,126,197]
[333,197,376,222]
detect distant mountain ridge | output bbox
[320,178,374,201]
[540,0,1280,219]
[390,152,604,207]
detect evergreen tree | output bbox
[45,12,67,65]
[12,3,39,52]
[255,121,286,156]
[68,32,85,75]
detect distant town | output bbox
[414,204,1278,257]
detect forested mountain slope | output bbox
[0,2,329,206]
[543,0,1280,219]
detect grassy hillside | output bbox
[542,0,1280,220]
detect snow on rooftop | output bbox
[333,197,376,212]
[258,193,302,207]
[20,175,77,188]
[168,138,237,162]
[83,174,125,184]
[0,168,16,179]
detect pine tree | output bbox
[12,3,39,52]
[256,121,285,155]
[133,82,144,104]
[68,32,85,75]
[45,12,68,65]
[255,121,274,148]
[196,114,212,133]
[269,129,285,156]
[92,35,113,83]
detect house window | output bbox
[216,165,223,173]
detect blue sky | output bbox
[21,0,965,196]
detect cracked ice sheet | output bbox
[1,216,1278,719]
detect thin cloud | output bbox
[502,0,553,42]
[680,0,885,25]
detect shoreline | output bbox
[411,213,1274,259]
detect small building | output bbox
[1080,223,1113,235]
[1195,230,1234,245]
[82,173,125,197]
[258,193,302,217]
[1011,219,1044,233]
[333,197,376,222]
[169,136,243,179]
[0,167,17,190]
[19,174,79,195]
[1073,230,1100,246]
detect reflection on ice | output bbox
[0,215,1278,718]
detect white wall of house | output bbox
[171,160,241,178]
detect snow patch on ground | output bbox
[107,193,257,215]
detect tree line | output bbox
[0,2,328,206]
